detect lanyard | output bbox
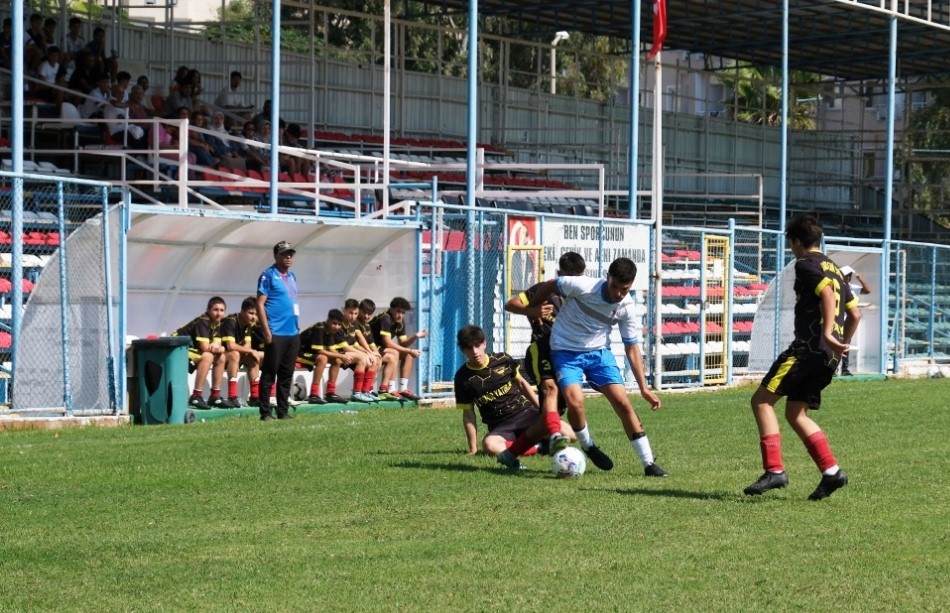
[279,271,297,302]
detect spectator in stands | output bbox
[80,73,112,119]
[168,65,189,95]
[174,296,230,410]
[84,26,118,81]
[163,81,193,118]
[25,13,49,72]
[1,18,13,70]
[128,84,152,121]
[222,296,264,408]
[104,77,147,149]
[206,111,244,170]
[256,241,301,421]
[215,70,255,121]
[136,74,150,95]
[67,49,101,101]
[184,68,211,115]
[837,265,872,376]
[370,297,427,401]
[299,309,372,404]
[32,45,63,103]
[43,17,57,46]
[280,122,305,176]
[183,109,219,167]
[62,16,85,70]
[235,121,267,172]
[253,99,282,131]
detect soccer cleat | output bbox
[495,450,525,471]
[365,390,381,401]
[743,471,789,496]
[306,395,327,405]
[246,397,260,407]
[644,462,669,477]
[549,433,571,455]
[208,396,230,409]
[324,393,348,404]
[840,369,853,376]
[350,392,373,403]
[377,391,401,401]
[808,469,849,501]
[226,397,242,408]
[398,389,420,402]
[583,445,614,471]
[188,394,210,410]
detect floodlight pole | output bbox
[550,32,569,95]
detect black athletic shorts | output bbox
[761,341,836,410]
[525,338,567,415]
[486,407,541,442]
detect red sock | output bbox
[309,381,320,396]
[507,439,538,456]
[327,381,337,394]
[363,370,376,392]
[209,389,221,399]
[352,371,365,394]
[250,380,260,399]
[191,388,202,397]
[760,433,784,472]
[545,411,561,437]
[508,433,535,457]
[804,431,837,472]
[228,380,238,398]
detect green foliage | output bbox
[720,64,819,129]
[901,81,950,223]
[0,379,947,611]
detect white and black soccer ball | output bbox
[291,379,306,401]
[551,446,586,478]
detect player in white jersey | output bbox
[528,257,667,476]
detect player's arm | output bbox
[256,292,271,344]
[842,302,862,347]
[525,279,558,308]
[461,405,478,455]
[515,372,540,409]
[401,329,428,348]
[855,272,872,295]
[625,341,661,410]
[505,291,553,320]
[819,285,849,355]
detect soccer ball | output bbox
[551,446,586,478]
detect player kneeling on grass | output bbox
[175,296,228,410]
[454,325,576,471]
[221,296,265,408]
[744,214,859,501]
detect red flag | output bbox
[648,0,667,59]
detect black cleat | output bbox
[246,397,260,407]
[808,469,849,501]
[324,393,348,404]
[188,395,210,410]
[644,462,669,477]
[744,471,789,496]
[306,395,327,405]
[840,369,853,377]
[226,397,242,408]
[583,445,614,471]
[208,396,230,409]
[398,389,420,402]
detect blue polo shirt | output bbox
[257,264,299,336]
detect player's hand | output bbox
[263,329,272,344]
[641,389,661,411]
[410,349,421,358]
[416,329,429,339]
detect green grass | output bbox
[1,378,948,612]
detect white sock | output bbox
[631,435,655,467]
[399,378,409,392]
[575,426,594,449]
[388,381,397,392]
[822,464,840,476]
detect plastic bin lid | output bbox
[131,336,191,348]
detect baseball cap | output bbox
[273,241,295,256]
[839,265,854,277]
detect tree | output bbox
[901,81,950,223]
[719,64,818,130]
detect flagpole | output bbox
[652,50,664,390]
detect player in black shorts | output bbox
[454,325,574,471]
[370,297,427,401]
[744,214,861,500]
[221,296,264,407]
[174,296,228,409]
[505,251,585,455]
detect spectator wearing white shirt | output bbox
[215,71,254,123]
[81,74,111,119]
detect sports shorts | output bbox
[761,341,836,410]
[551,347,624,389]
[486,407,541,442]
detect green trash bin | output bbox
[131,336,193,425]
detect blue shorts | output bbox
[551,348,625,389]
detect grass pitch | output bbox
[1,378,947,612]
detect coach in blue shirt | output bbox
[256,240,301,421]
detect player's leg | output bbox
[243,353,261,406]
[348,351,372,402]
[208,353,228,408]
[307,354,328,404]
[785,370,848,500]
[189,350,214,409]
[325,357,347,403]
[380,348,399,395]
[528,340,565,446]
[397,352,419,401]
[552,349,614,471]
[744,351,797,495]
[361,350,382,396]
[224,349,242,407]
[490,409,541,471]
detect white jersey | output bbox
[550,275,642,352]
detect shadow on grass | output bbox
[370,449,464,457]
[390,460,550,478]
[608,487,735,501]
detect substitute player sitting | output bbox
[353,298,398,400]
[221,296,264,408]
[174,296,228,409]
[299,309,371,404]
[454,324,576,471]
[371,297,427,401]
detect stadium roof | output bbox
[414,0,950,81]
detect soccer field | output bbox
[1,378,947,612]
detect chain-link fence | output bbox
[890,240,950,369]
[1,172,119,415]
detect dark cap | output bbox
[274,241,295,256]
